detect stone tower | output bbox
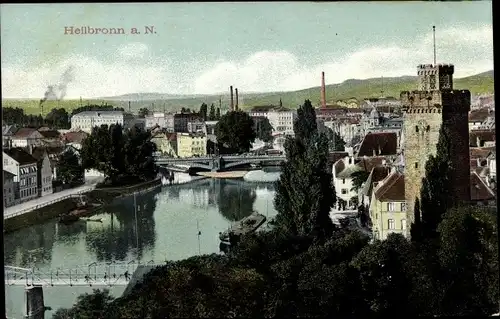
[401,63,471,235]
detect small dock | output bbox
[220,212,267,242]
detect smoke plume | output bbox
[39,66,75,108]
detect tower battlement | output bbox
[417,64,454,76]
[400,89,470,112]
[417,63,455,91]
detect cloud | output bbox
[1,25,493,99]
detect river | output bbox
[4,171,280,319]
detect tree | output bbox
[57,150,84,185]
[436,206,498,316]
[326,127,346,151]
[215,107,221,120]
[45,108,70,129]
[254,117,273,143]
[351,170,370,192]
[138,108,150,118]
[418,126,454,239]
[274,100,335,239]
[199,103,208,121]
[52,289,114,319]
[208,104,216,120]
[215,111,256,154]
[293,100,317,143]
[81,124,157,186]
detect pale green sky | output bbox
[1,2,493,98]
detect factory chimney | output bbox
[235,88,239,111]
[230,86,234,111]
[321,71,326,108]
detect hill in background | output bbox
[2,70,493,116]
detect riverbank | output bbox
[4,178,163,234]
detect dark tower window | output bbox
[429,75,436,90]
[426,125,430,132]
[415,162,419,168]
[415,126,419,133]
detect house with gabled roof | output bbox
[369,168,407,241]
[355,132,398,158]
[11,128,44,149]
[470,171,496,206]
[3,148,39,203]
[31,147,54,197]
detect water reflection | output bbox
[162,179,258,222]
[4,221,57,268]
[85,187,161,263]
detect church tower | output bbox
[401,62,471,235]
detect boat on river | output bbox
[219,212,266,243]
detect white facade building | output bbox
[71,111,125,134]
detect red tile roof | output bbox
[469,108,492,122]
[469,130,496,147]
[64,131,88,144]
[470,172,495,201]
[38,130,61,139]
[470,147,494,159]
[3,147,37,165]
[361,166,392,197]
[356,132,398,157]
[374,170,405,201]
[12,128,39,139]
[355,156,387,172]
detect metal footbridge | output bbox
[155,154,286,171]
[4,261,163,287]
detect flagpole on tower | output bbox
[433,26,436,65]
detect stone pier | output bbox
[25,285,45,319]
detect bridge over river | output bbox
[155,154,286,172]
[4,261,163,287]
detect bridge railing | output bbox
[5,261,164,287]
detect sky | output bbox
[0,2,493,99]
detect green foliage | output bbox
[81,124,157,186]
[351,170,370,192]
[274,99,335,239]
[330,128,346,151]
[44,108,70,129]
[70,104,124,116]
[52,289,114,319]
[215,111,256,154]
[418,126,454,239]
[208,103,216,120]
[215,107,221,120]
[57,150,84,185]
[138,107,150,118]
[199,103,208,121]
[254,117,273,143]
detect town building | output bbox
[2,125,18,148]
[151,132,178,157]
[176,133,207,158]
[369,169,407,241]
[3,148,39,203]
[3,170,16,208]
[145,112,175,131]
[187,121,205,134]
[70,111,126,134]
[469,129,495,147]
[401,63,471,236]
[31,148,54,197]
[10,128,44,149]
[355,132,398,158]
[174,113,203,133]
[62,131,89,149]
[469,108,493,131]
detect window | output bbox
[414,162,418,169]
[342,179,346,184]
[415,126,419,133]
[341,189,348,194]
[401,219,407,230]
[388,219,395,230]
[387,202,396,211]
[401,202,407,211]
